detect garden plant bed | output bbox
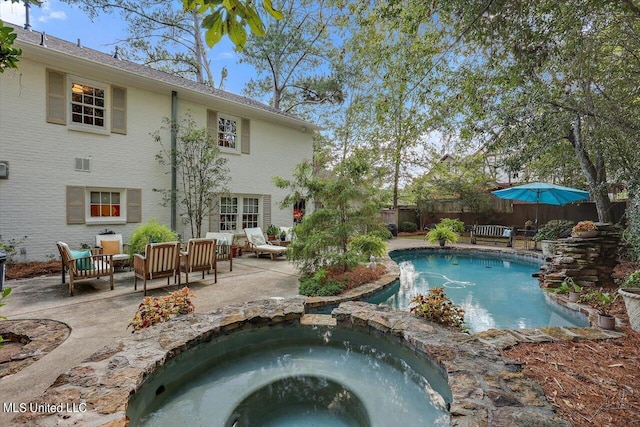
[327,264,386,290]
[5,261,61,280]
[502,258,640,426]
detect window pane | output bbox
[90,205,100,217]
[90,192,100,203]
[111,192,120,204]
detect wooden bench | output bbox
[470,225,514,247]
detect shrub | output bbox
[534,220,575,241]
[129,219,179,256]
[347,234,387,261]
[438,218,465,233]
[0,235,27,264]
[368,228,392,240]
[624,270,640,288]
[409,287,466,329]
[128,287,195,332]
[399,221,418,233]
[426,224,460,245]
[299,269,345,296]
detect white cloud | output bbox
[214,51,235,60]
[0,1,26,27]
[37,1,66,23]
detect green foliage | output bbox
[579,289,619,316]
[399,221,418,233]
[185,0,283,50]
[347,234,387,261]
[426,224,459,245]
[266,225,280,236]
[438,218,465,233]
[153,114,230,238]
[0,21,21,72]
[0,287,12,321]
[276,157,385,274]
[368,229,393,240]
[623,270,640,288]
[534,220,575,242]
[298,269,345,296]
[0,287,11,346]
[410,287,466,330]
[548,278,581,294]
[0,235,27,265]
[128,219,178,256]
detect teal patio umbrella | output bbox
[492,182,590,226]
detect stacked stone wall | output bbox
[538,223,622,289]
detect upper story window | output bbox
[46,70,127,135]
[218,114,238,149]
[207,110,250,154]
[71,82,106,128]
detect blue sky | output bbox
[0,0,253,94]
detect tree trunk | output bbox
[567,117,613,223]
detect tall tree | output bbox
[65,0,224,85]
[153,114,230,239]
[407,0,640,223]
[336,1,443,208]
[238,0,344,113]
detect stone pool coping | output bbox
[13,298,571,426]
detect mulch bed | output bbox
[502,258,640,426]
[327,265,386,290]
[5,261,61,280]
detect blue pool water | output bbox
[371,250,588,333]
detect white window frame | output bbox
[242,197,260,229]
[68,76,110,135]
[219,195,260,231]
[219,196,239,231]
[86,188,127,224]
[217,113,240,153]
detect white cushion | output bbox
[254,244,286,253]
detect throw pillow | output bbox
[70,249,94,271]
[100,239,120,255]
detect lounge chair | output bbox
[133,242,181,295]
[243,227,287,260]
[180,238,217,285]
[56,241,114,296]
[95,233,130,270]
[205,232,234,271]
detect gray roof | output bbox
[8,23,315,127]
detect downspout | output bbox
[171,91,178,231]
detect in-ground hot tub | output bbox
[127,325,452,426]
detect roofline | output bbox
[9,23,321,132]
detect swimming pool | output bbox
[369,250,589,333]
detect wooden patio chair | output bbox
[205,232,234,271]
[133,241,180,296]
[56,241,114,296]
[180,238,217,285]
[95,233,130,270]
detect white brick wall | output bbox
[0,55,313,260]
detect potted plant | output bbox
[266,225,279,240]
[593,290,618,330]
[566,278,582,303]
[426,224,459,248]
[571,220,598,238]
[618,270,640,333]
